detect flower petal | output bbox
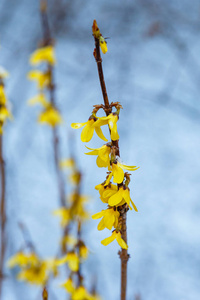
[94,127,108,141]
[116,232,128,250]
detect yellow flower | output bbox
[108,186,138,211]
[59,158,75,169]
[95,183,117,203]
[29,46,55,66]
[95,113,119,141]
[71,116,108,143]
[101,230,128,249]
[53,207,70,227]
[92,208,120,230]
[72,286,91,300]
[27,70,50,89]
[99,36,107,54]
[57,252,79,272]
[17,262,47,285]
[7,252,39,268]
[105,161,139,184]
[38,105,62,127]
[85,144,111,168]
[61,278,75,293]
[27,93,48,108]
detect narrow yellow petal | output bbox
[71,122,86,129]
[116,232,128,250]
[97,218,105,231]
[130,199,138,212]
[101,232,116,246]
[118,162,140,171]
[112,163,124,184]
[94,127,108,142]
[81,124,94,142]
[92,211,105,219]
[108,189,123,206]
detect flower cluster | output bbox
[72,105,139,249]
[27,45,62,127]
[7,251,59,286]
[0,67,12,134]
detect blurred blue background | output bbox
[1,0,200,299]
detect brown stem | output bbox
[0,134,6,300]
[119,206,129,300]
[93,32,128,300]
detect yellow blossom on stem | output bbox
[99,36,107,54]
[57,252,79,272]
[29,46,55,66]
[17,262,47,285]
[95,183,117,203]
[28,93,49,108]
[53,207,70,227]
[108,186,138,211]
[101,230,128,250]
[38,105,62,127]
[105,161,139,184]
[72,286,91,300]
[27,70,50,90]
[71,116,108,143]
[61,277,75,293]
[95,113,119,141]
[92,208,120,230]
[85,144,111,168]
[7,252,39,268]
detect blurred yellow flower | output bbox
[53,207,70,227]
[92,208,119,230]
[7,252,39,268]
[57,252,79,272]
[27,70,50,90]
[29,46,55,66]
[38,105,62,127]
[61,278,75,293]
[101,230,128,249]
[27,93,48,108]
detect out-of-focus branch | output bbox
[40,0,66,207]
[0,134,6,300]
